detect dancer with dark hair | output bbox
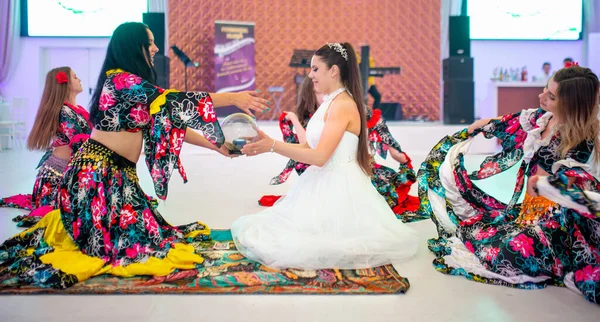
[0,22,269,289]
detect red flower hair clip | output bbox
[55,71,69,84]
[564,61,579,68]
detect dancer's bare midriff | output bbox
[90,129,143,163]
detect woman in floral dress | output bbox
[418,64,600,304]
[0,22,268,289]
[0,67,92,227]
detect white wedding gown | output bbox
[231,88,419,270]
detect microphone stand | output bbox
[171,45,198,91]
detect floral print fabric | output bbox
[1,103,92,227]
[419,108,600,304]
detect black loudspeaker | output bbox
[443,81,474,124]
[443,57,473,81]
[153,55,170,89]
[449,16,470,57]
[379,102,403,121]
[143,13,166,54]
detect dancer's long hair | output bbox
[553,66,600,161]
[90,22,156,125]
[27,66,73,151]
[296,77,319,127]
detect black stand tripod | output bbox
[171,45,198,91]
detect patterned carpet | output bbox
[0,230,410,295]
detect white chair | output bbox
[0,97,28,151]
[267,86,284,121]
[0,100,12,152]
[10,97,28,149]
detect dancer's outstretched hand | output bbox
[235,90,270,116]
[215,145,240,158]
[467,118,490,134]
[241,129,275,156]
[526,175,540,197]
[389,147,408,164]
[284,111,298,122]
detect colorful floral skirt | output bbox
[0,155,68,227]
[421,132,600,304]
[371,162,421,221]
[0,139,210,289]
[429,200,600,304]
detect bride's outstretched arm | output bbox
[242,102,352,166]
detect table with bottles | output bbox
[481,81,545,120]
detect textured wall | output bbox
[168,0,440,120]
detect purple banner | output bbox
[214,21,256,94]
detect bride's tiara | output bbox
[327,43,349,62]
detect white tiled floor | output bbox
[0,137,598,321]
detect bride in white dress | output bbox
[231,43,418,270]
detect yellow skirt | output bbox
[18,210,208,283]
